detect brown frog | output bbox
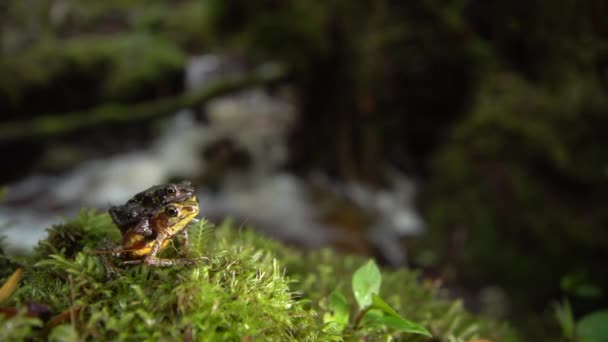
[107,195,203,267]
[108,181,195,238]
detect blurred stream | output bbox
[0,54,425,265]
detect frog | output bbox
[108,181,196,238]
[105,195,204,267]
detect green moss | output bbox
[0,238,21,279]
[5,215,317,340]
[0,312,42,342]
[102,34,185,101]
[0,33,184,116]
[1,211,513,341]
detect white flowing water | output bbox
[0,54,425,265]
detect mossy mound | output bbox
[4,211,317,341]
[1,211,514,341]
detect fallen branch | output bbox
[0,65,287,142]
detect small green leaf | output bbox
[574,285,603,299]
[561,272,603,299]
[360,309,384,328]
[577,310,608,342]
[371,294,400,317]
[352,259,381,308]
[369,294,432,337]
[325,288,349,331]
[370,315,432,337]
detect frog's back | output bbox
[133,185,163,205]
[110,181,196,230]
[110,202,148,229]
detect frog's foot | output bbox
[94,250,125,278]
[93,238,126,278]
[142,256,210,267]
[102,259,125,279]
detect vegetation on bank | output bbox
[0,211,513,341]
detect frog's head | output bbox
[154,195,200,236]
[158,181,195,205]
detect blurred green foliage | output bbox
[424,71,608,309]
[554,300,608,342]
[0,0,212,117]
[2,34,185,114]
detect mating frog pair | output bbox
[105,181,204,267]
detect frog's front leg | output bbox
[141,231,204,267]
[176,228,189,256]
[95,238,126,278]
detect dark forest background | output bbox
[1,1,607,339]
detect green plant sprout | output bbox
[324,259,431,338]
[554,300,608,342]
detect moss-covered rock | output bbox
[4,212,318,341]
[1,211,514,341]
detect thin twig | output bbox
[68,274,76,332]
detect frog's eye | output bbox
[166,186,177,196]
[165,206,179,217]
